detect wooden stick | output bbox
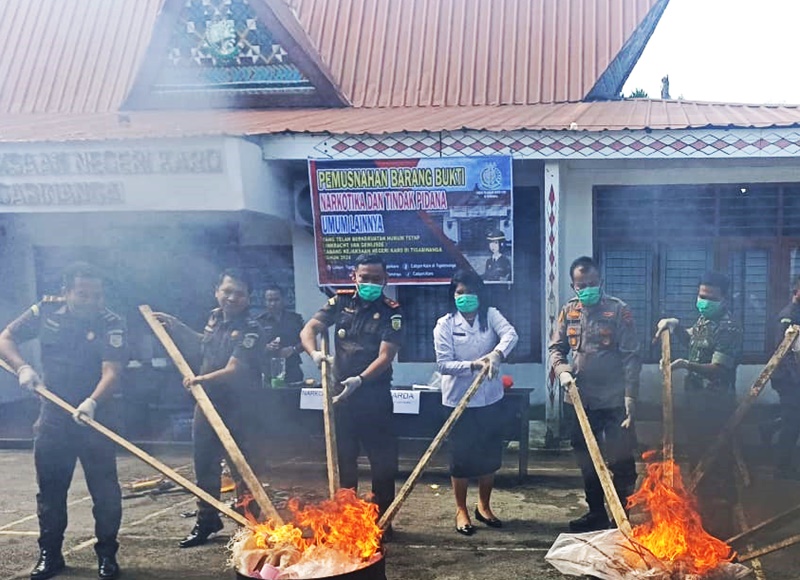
[739,533,800,562]
[727,501,800,545]
[567,381,633,535]
[320,332,339,499]
[660,329,674,486]
[0,356,251,528]
[687,325,799,492]
[139,305,283,524]
[377,366,490,530]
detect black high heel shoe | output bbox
[475,507,503,528]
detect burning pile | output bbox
[546,453,750,579]
[229,489,383,579]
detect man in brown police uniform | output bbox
[549,256,641,533]
[300,254,403,520]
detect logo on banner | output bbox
[479,162,503,190]
[205,19,240,61]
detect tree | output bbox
[628,88,648,98]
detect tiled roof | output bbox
[2,100,800,143]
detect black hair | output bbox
[569,256,599,280]
[699,271,730,298]
[217,268,252,293]
[62,262,105,290]
[448,268,489,332]
[353,253,387,270]
[264,284,284,296]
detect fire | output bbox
[230,489,382,579]
[627,454,734,575]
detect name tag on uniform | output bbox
[299,388,420,414]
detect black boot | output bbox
[568,510,610,533]
[178,519,224,548]
[30,549,65,580]
[97,555,120,580]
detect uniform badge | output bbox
[337,328,346,338]
[109,332,123,348]
[373,312,380,320]
[242,333,258,349]
[86,331,95,341]
[328,297,336,306]
[231,330,240,338]
[391,314,402,331]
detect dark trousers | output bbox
[335,388,398,516]
[566,405,637,514]
[192,402,257,525]
[776,391,800,469]
[34,407,121,557]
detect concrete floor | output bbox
[0,434,800,580]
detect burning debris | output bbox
[546,453,751,579]
[229,489,383,579]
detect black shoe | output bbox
[30,549,65,580]
[455,522,476,536]
[568,511,610,533]
[474,507,503,528]
[98,555,120,580]
[178,520,224,548]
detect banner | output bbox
[308,156,513,285]
[299,388,421,415]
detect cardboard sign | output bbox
[300,388,421,415]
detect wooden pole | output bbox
[377,367,490,530]
[739,533,800,562]
[687,325,799,492]
[727,501,800,545]
[566,380,633,535]
[320,332,339,499]
[139,305,283,524]
[0,356,251,528]
[660,329,674,487]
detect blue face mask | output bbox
[357,283,383,302]
[454,294,479,313]
[576,286,601,306]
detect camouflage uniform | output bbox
[549,295,641,516]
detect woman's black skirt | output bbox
[447,399,505,478]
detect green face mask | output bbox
[455,294,479,314]
[697,297,723,318]
[357,283,383,302]
[576,286,602,306]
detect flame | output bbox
[237,488,381,570]
[627,453,734,575]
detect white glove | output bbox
[671,358,689,371]
[787,326,800,353]
[17,365,42,392]
[72,398,97,425]
[558,371,575,389]
[621,397,635,429]
[332,376,362,405]
[655,318,679,338]
[483,350,503,379]
[310,350,334,368]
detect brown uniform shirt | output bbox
[548,295,641,409]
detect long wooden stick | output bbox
[139,305,283,524]
[727,501,800,545]
[0,358,251,527]
[567,381,633,535]
[739,533,800,562]
[377,367,490,530]
[661,330,674,486]
[687,325,799,492]
[320,332,339,499]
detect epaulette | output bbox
[383,296,400,309]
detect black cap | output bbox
[486,229,505,242]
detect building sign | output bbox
[308,156,514,285]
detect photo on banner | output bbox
[307,156,514,285]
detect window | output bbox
[398,186,542,362]
[595,184,799,363]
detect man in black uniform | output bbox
[767,275,800,478]
[0,262,127,580]
[154,268,265,548]
[300,254,403,518]
[256,285,304,385]
[549,256,640,533]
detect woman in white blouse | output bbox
[433,269,518,536]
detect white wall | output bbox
[560,156,800,405]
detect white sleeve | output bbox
[488,308,518,359]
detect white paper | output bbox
[299,388,421,414]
